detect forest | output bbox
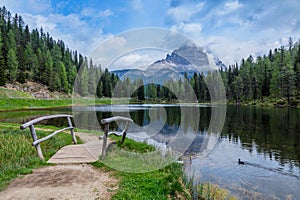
[0,6,115,97]
[114,40,300,106]
[0,6,299,106]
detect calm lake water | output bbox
[1,104,299,199]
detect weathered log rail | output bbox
[100,116,133,157]
[20,115,133,161]
[20,114,76,160]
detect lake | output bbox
[1,104,299,199]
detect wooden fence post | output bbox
[67,116,77,144]
[121,121,129,144]
[101,123,109,158]
[29,125,44,160]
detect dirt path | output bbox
[0,132,118,200]
[0,164,119,200]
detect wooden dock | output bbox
[48,132,110,164]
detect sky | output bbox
[1,0,300,70]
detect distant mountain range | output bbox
[112,43,226,84]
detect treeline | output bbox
[221,38,300,105]
[0,6,119,97]
[113,71,223,102]
[0,6,299,104]
[115,39,300,105]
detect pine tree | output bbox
[50,45,63,91]
[192,73,200,101]
[280,64,295,104]
[6,29,18,82]
[269,49,280,96]
[78,58,89,96]
[233,76,243,103]
[43,49,53,86]
[198,73,205,102]
[295,42,300,98]
[137,79,145,100]
[24,42,38,80]
[88,67,97,96]
[59,61,68,92]
[101,68,112,97]
[16,46,25,83]
[262,56,271,97]
[7,48,18,81]
[0,30,6,86]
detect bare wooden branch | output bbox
[32,127,73,146]
[20,114,73,130]
[107,132,123,136]
[101,123,109,158]
[67,116,77,144]
[29,125,44,160]
[121,121,130,144]
[100,117,132,150]
[100,116,133,124]
[20,114,75,161]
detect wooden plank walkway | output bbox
[48,132,110,164]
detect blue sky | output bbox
[1,0,300,69]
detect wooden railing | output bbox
[20,114,76,160]
[100,116,133,157]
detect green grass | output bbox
[0,97,114,111]
[93,135,237,200]
[0,123,236,199]
[100,135,179,173]
[112,163,188,200]
[0,98,72,111]
[92,136,190,200]
[0,123,81,191]
[110,135,155,153]
[228,97,300,108]
[183,177,237,200]
[0,88,34,98]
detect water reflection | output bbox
[1,104,299,198]
[0,108,72,126]
[223,106,300,168]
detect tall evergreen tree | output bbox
[16,45,25,83]
[25,43,38,80]
[7,48,18,81]
[59,61,68,92]
[0,30,6,86]
[6,29,18,82]
[78,58,89,96]
[137,79,145,100]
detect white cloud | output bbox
[81,8,113,18]
[219,0,243,15]
[21,12,110,55]
[172,22,202,35]
[131,0,143,11]
[80,8,95,17]
[111,53,154,70]
[98,9,113,17]
[22,13,56,31]
[2,0,51,14]
[167,2,205,22]
[90,36,129,67]
[4,0,300,70]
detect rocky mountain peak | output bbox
[112,43,226,83]
[156,43,209,67]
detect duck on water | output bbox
[238,159,245,165]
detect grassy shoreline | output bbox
[0,123,82,191]
[0,98,114,112]
[0,87,299,111]
[1,96,298,112]
[0,123,236,199]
